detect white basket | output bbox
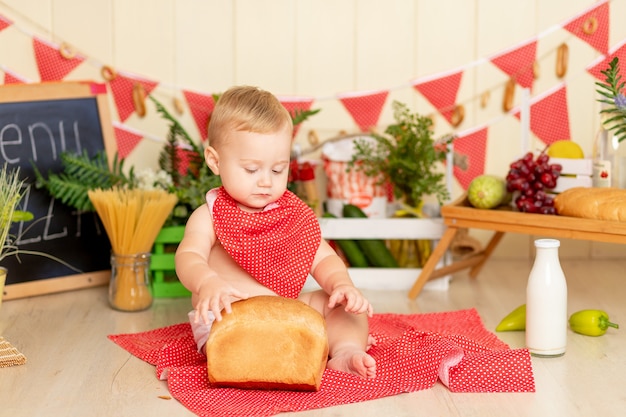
[306,217,451,291]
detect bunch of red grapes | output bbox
[506,152,562,215]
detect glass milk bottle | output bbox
[525,239,567,357]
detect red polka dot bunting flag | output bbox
[451,126,488,190]
[587,39,626,83]
[563,0,609,55]
[113,122,144,159]
[32,37,85,82]
[412,70,463,125]
[2,67,28,84]
[0,14,12,32]
[490,39,538,90]
[107,72,158,122]
[513,84,571,147]
[183,89,217,142]
[278,96,315,137]
[339,89,389,132]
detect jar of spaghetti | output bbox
[109,253,153,311]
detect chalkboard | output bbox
[0,81,117,300]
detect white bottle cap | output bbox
[534,238,560,248]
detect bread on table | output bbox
[554,187,626,221]
[206,295,329,391]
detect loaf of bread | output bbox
[554,187,626,221]
[206,296,329,391]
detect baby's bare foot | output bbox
[327,348,376,379]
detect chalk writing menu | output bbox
[0,82,116,299]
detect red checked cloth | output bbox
[109,308,534,416]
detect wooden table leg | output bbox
[408,226,459,299]
[468,231,505,278]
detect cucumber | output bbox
[342,205,399,268]
[322,213,369,267]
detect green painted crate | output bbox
[150,226,191,298]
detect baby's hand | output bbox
[195,279,249,323]
[328,284,373,317]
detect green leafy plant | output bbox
[33,151,134,212]
[350,101,452,208]
[596,56,626,143]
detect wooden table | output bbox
[408,195,626,299]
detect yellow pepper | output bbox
[568,310,619,337]
[495,304,526,332]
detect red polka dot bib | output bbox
[212,187,321,299]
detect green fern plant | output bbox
[597,57,626,143]
[33,151,133,212]
[150,96,222,225]
[151,96,205,185]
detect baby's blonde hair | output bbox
[208,86,293,148]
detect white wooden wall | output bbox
[1,0,624,259]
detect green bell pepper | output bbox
[496,304,526,332]
[568,310,619,337]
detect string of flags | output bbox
[0,0,625,189]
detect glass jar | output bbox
[109,253,152,312]
[593,117,626,188]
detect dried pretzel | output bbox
[582,16,598,35]
[502,78,516,112]
[100,65,117,82]
[132,83,147,118]
[308,129,320,146]
[450,104,465,127]
[173,97,185,115]
[59,42,76,60]
[533,61,540,80]
[480,91,490,108]
[556,43,569,78]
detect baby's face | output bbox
[215,126,292,212]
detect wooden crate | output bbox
[150,226,190,298]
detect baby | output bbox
[175,85,375,379]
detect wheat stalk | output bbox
[0,164,26,262]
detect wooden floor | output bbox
[1,258,625,417]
